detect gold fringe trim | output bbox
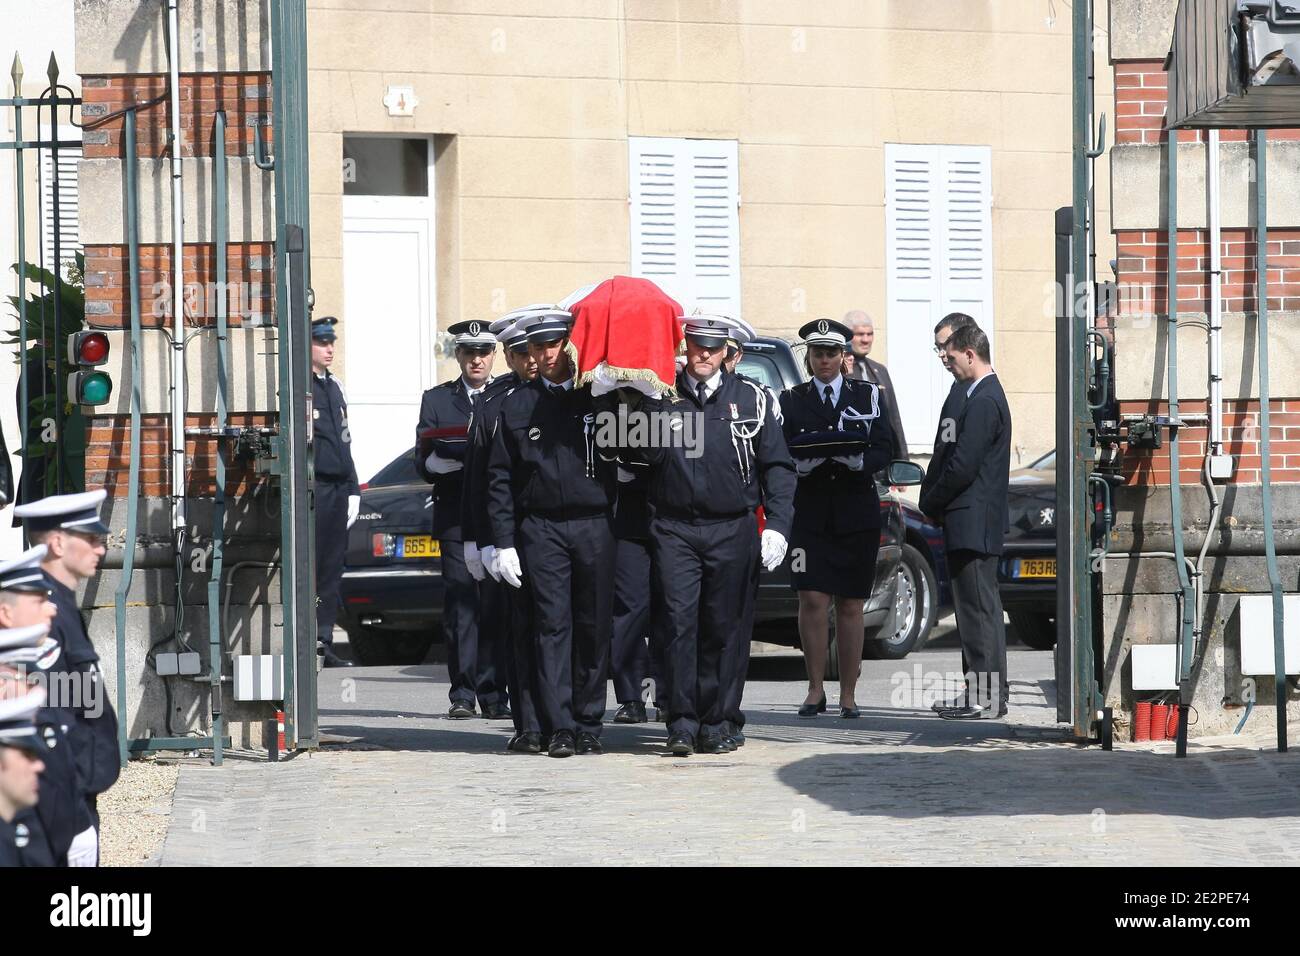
[573,359,680,399]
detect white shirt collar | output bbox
[685,368,723,401]
[461,375,491,397]
[814,374,844,406]
[967,370,996,398]
[544,376,574,392]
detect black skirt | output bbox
[789,524,882,598]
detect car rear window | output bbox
[366,449,421,487]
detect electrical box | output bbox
[154,653,179,677]
[1131,644,1181,690]
[1238,594,1300,674]
[177,652,202,676]
[1209,454,1235,479]
[233,655,284,702]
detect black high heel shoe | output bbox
[798,693,828,718]
[839,705,861,719]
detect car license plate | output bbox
[1016,558,1055,579]
[398,536,441,559]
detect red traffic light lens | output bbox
[77,332,110,364]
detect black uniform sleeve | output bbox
[919,393,1001,516]
[863,388,894,478]
[414,389,438,484]
[755,389,797,539]
[485,409,519,550]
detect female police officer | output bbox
[779,319,893,719]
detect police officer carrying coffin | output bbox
[309,316,360,668]
[0,619,95,867]
[486,308,618,758]
[780,319,894,718]
[11,491,121,859]
[461,311,543,750]
[0,686,46,867]
[638,314,796,756]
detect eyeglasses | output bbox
[933,337,952,356]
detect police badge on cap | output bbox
[798,318,852,350]
[311,315,339,343]
[679,314,755,349]
[447,320,499,351]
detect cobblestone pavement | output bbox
[155,634,1300,866]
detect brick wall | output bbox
[83,242,273,327]
[77,72,277,498]
[1115,60,1300,144]
[80,73,272,159]
[1113,229,1300,316]
[1118,398,1300,486]
[85,412,274,499]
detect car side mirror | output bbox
[887,460,925,486]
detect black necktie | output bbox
[823,384,834,407]
[551,384,566,396]
[696,381,708,405]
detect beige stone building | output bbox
[304,0,1113,480]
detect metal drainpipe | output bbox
[206,112,229,767]
[1253,129,1287,753]
[1208,129,1224,456]
[1166,133,1196,759]
[165,0,187,537]
[112,108,143,768]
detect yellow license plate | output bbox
[1017,558,1056,578]
[399,536,441,559]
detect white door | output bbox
[885,143,993,453]
[342,206,434,484]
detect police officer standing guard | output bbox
[638,315,796,755]
[486,309,617,758]
[309,316,360,668]
[417,320,510,720]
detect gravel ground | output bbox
[98,758,180,867]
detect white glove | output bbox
[760,529,788,572]
[496,547,524,589]
[424,452,463,475]
[346,494,361,528]
[481,545,501,582]
[617,466,636,483]
[795,457,825,476]
[67,826,97,867]
[833,453,865,472]
[464,541,485,582]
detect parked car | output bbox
[340,338,951,666]
[997,449,1058,650]
[339,450,444,665]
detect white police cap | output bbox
[0,545,51,594]
[680,313,754,348]
[0,686,46,748]
[0,623,54,668]
[13,489,109,536]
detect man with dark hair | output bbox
[843,310,907,460]
[919,312,977,509]
[919,321,1012,719]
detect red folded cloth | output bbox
[568,276,684,396]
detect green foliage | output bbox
[5,253,88,495]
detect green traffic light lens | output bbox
[80,372,112,405]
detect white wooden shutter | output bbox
[629,136,741,318]
[885,143,992,453]
[41,127,81,270]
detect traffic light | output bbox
[66,330,112,406]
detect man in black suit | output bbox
[844,310,908,461]
[918,322,1012,719]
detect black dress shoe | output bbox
[931,696,966,713]
[448,700,476,719]
[839,705,861,719]
[719,735,738,752]
[613,701,647,724]
[319,645,354,668]
[483,702,513,720]
[666,732,694,756]
[696,734,729,755]
[506,732,542,754]
[548,730,576,757]
[939,703,1009,720]
[576,732,603,755]
[797,693,827,718]
[727,723,746,747]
